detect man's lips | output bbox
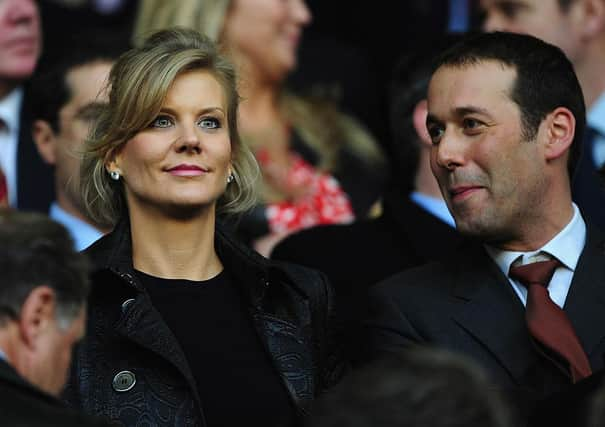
[165,164,209,177]
[449,185,483,201]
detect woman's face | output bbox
[111,70,232,215]
[222,0,311,82]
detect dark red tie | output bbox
[0,167,7,207]
[509,259,592,383]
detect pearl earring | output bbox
[109,170,120,181]
[227,173,234,184]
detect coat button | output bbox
[112,370,136,392]
[121,298,135,314]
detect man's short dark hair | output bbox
[0,210,90,327]
[433,31,585,178]
[307,348,512,427]
[30,30,127,132]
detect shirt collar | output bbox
[50,203,104,251]
[587,91,605,136]
[485,203,586,275]
[0,87,23,134]
[409,191,456,228]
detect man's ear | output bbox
[413,99,431,147]
[18,286,56,351]
[543,107,575,163]
[32,120,58,166]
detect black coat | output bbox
[63,220,343,426]
[0,359,112,426]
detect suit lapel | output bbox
[563,225,605,359]
[451,246,538,383]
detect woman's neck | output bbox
[128,205,222,281]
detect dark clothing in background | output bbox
[16,91,54,212]
[363,225,605,423]
[138,269,295,427]
[0,359,113,426]
[64,219,344,426]
[271,192,463,363]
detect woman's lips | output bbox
[166,164,208,177]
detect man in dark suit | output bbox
[0,0,54,212]
[364,32,604,423]
[270,36,464,363]
[0,210,111,426]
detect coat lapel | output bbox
[450,246,538,384]
[563,225,605,361]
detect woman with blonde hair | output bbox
[134,0,385,255]
[63,28,342,427]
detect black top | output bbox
[136,269,294,427]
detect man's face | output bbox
[0,0,41,82]
[479,0,584,62]
[426,62,547,248]
[33,306,86,396]
[54,61,111,210]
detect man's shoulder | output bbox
[372,259,458,299]
[0,372,112,426]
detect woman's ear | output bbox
[543,107,575,163]
[104,146,122,175]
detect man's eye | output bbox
[498,2,522,19]
[428,126,444,144]
[198,117,220,129]
[151,116,173,128]
[463,118,482,130]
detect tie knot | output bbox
[509,259,561,288]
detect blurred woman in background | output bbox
[134,0,386,255]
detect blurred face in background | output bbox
[0,0,40,86]
[54,61,112,213]
[479,0,585,62]
[221,0,312,83]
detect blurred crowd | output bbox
[2,0,605,426]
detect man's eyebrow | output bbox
[453,106,492,117]
[426,113,441,126]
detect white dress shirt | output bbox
[410,191,456,228]
[485,204,586,308]
[50,203,104,251]
[0,88,23,207]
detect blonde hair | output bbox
[133,0,230,44]
[81,27,259,228]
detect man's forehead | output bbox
[428,62,517,114]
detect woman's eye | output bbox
[151,116,173,128]
[198,117,220,129]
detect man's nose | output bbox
[433,131,466,171]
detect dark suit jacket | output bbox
[0,358,113,426]
[271,192,463,363]
[16,88,54,212]
[363,225,605,423]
